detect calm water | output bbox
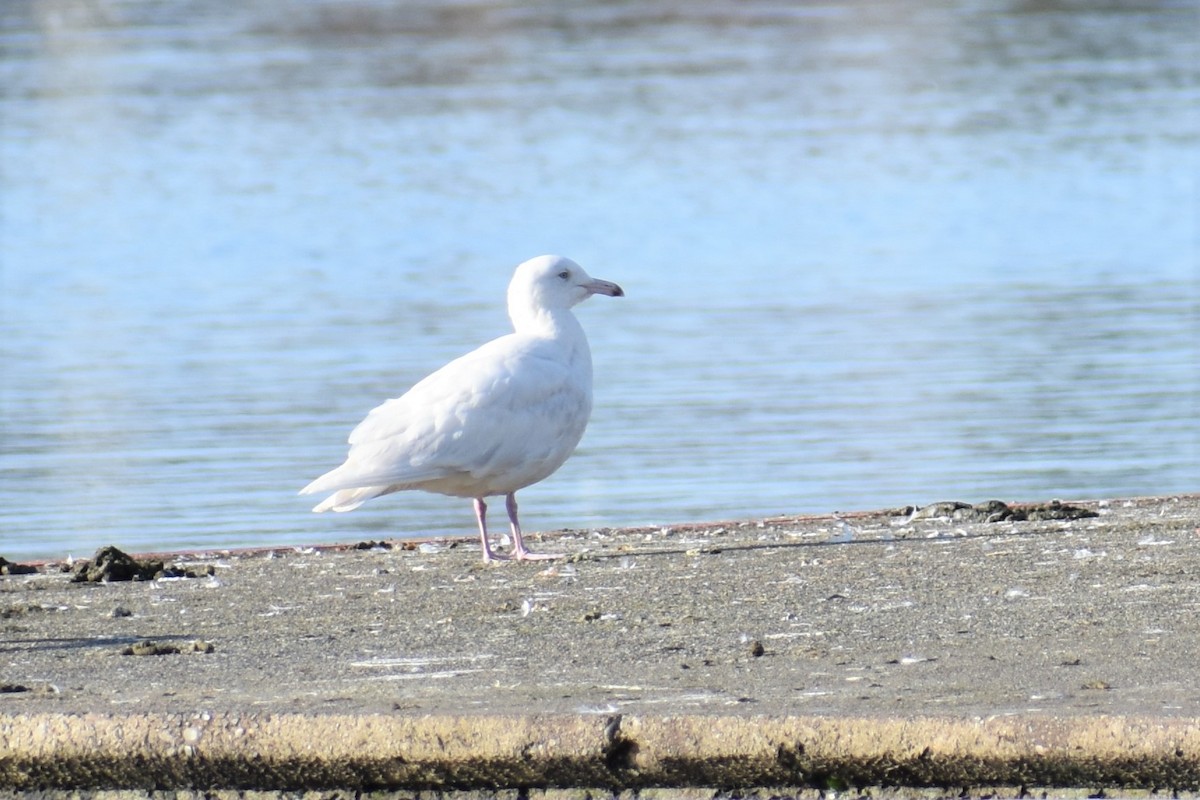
[1,0,1197,562]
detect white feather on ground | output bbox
[300,254,624,562]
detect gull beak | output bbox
[582,278,625,298]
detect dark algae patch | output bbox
[908,499,1097,523]
[70,545,215,583]
[120,639,216,656]
[0,557,38,576]
[1016,499,1101,521]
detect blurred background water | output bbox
[1,0,1197,562]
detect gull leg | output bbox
[474,498,507,563]
[505,492,563,561]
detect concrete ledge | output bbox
[3,713,1199,792]
[5,497,1200,794]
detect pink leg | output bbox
[505,493,563,561]
[473,498,507,563]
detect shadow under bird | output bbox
[300,255,624,562]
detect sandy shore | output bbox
[2,495,1199,796]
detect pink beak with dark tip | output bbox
[582,278,625,298]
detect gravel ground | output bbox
[2,495,1199,794]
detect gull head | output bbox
[508,255,624,326]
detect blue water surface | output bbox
[1,0,1197,560]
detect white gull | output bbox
[300,255,624,562]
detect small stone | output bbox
[748,640,765,657]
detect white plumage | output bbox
[300,255,624,562]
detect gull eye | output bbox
[557,270,570,280]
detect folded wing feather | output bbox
[300,334,591,498]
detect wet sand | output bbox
[2,495,1199,796]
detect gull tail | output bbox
[310,486,389,513]
[300,464,388,512]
